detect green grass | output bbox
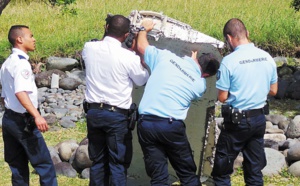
[0,121,89,186]
[231,167,300,186]
[270,98,300,118]
[0,0,299,62]
[0,100,299,186]
[0,0,300,185]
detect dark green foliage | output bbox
[49,0,76,6]
[48,0,77,15]
[0,0,11,15]
[291,0,300,12]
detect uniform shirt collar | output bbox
[12,48,29,60]
[103,36,122,46]
[234,43,254,51]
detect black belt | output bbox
[140,114,182,123]
[5,108,28,117]
[88,103,128,115]
[242,108,264,118]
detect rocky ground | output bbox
[0,55,299,185]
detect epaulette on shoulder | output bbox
[90,38,100,42]
[18,55,26,60]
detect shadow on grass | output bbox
[270,98,300,119]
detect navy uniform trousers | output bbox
[86,109,131,186]
[137,115,201,186]
[2,109,57,186]
[211,114,267,186]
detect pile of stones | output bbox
[0,55,300,179]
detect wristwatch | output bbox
[139,26,146,32]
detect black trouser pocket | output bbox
[211,131,235,177]
[212,152,234,176]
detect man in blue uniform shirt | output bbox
[211,18,278,186]
[0,25,57,186]
[136,19,220,186]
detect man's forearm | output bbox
[137,30,149,56]
[137,19,155,55]
[268,82,278,96]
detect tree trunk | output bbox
[0,0,11,15]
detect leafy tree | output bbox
[47,0,77,15]
[49,0,76,7]
[0,0,77,15]
[291,0,300,12]
[0,0,11,15]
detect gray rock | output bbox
[46,56,79,71]
[264,139,279,150]
[283,149,289,158]
[48,125,61,132]
[48,146,61,165]
[262,148,287,176]
[74,98,84,106]
[265,114,288,125]
[278,139,299,151]
[61,115,78,122]
[79,137,88,146]
[44,114,57,126]
[59,77,81,90]
[265,128,284,134]
[59,119,76,128]
[266,121,273,129]
[66,69,86,85]
[44,107,53,113]
[287,142,300,162]
[73,145,92,170]
[68,107,84,118]
[294,115,300,123]
[286,80,300,100]
[35,69,66,88]
[56,140,79,162]
[264,134,286,142]
[48,88,58,93]
[278,120,290,132]
[275,79,291,99]
[288,161,300,176]
[233,154,243,171]
[45,96,57,103]
[52,108,68,119]
[80,168,90,179]
[48,103,58,108]
[286,119,300,138]
[65,105,78,109]
[38,87,48,92]
[54,162,77,178]
[277,65,294,77]
[287,139,300,148]
[293,70,300,81]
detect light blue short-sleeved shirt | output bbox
[138,46,206,120]
[216,43,277,110]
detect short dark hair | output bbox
[198,53,220,76]
[106,15,130,38]
[223,18,247,40]
[8,25,29,45]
